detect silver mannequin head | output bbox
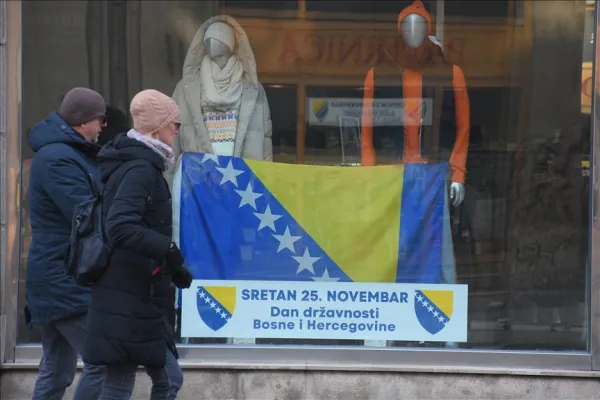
[401,13,427,48]
[206,38,232,69]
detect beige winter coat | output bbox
[166,15,272,185]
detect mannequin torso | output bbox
[168,15,273,174]
[360,0,470,207]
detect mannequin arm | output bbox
[361,68,376,166]
[450,65,470,184]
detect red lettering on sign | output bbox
[278,33,468,68]
[304,33,324,62]
[279,34,302,62]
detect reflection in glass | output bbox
[18,0,593,352]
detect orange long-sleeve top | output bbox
[361,65,470,184]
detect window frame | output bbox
[3,0,600,375]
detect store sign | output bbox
[181,280,468,342]
[308,97,433,127]
[242,20,515,83]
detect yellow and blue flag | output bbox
[175,153,448,285]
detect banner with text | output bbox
[181,280,468,342]
[308,97,433,127]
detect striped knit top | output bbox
[201,99,241,156]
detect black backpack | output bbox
[66,173,111,286]
[66,160,158,286]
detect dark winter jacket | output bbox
[26,112,100,326]
[83,133,176,369]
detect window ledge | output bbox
[2,360,600,379]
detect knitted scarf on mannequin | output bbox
[200,54,244,109]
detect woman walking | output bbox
[83,89,193,399]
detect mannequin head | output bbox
[204,22,235,69]
[397,0,432,53]
[401,13,428,49]
[206,38,232,68]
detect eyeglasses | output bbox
[174,122,181,130]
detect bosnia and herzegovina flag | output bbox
[173,152,449,285]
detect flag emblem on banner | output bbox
[312,100,329,121]
[175,153,449,286]
[196,286,236,331]
[414,289,454,335]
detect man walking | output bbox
[26,87,107,399]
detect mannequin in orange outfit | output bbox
[361,0,470,207]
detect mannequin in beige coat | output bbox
[166,15,272,186]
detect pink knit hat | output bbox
[130,89,180,135]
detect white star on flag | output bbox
[273,227,302,253]
[312,268,340,282]
[202,153,220,164]
[292,248,320,274]
[254,205,282,232]
[235,183,263,210]
[216,160,244,187]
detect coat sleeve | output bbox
[451,65,470,184]
[45,157,95,222]
[361,67,376,166]
[261,85,273,162]
[105,164,172,260]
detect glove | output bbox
[165,242,184,273]
[171,266,193,289]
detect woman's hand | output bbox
[165,242,184,271]
[171,266,193,289]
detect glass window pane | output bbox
[19,0,593,354]
[306,0,415,14]
[223,0,298,11]
[445,0,510,18]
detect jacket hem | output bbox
[27,306,88,328]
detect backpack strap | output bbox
[85,173,101,198]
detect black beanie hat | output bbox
[58,87,106,126]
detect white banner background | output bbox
[182,280,468,342]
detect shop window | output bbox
[445,0,510,19]
[223,0,299,10]
[265,84,298,163]
[304,86,365,165]
[583,7,595,63]
[17,0,593,354]
[306,0,417,15]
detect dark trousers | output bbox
[98,350,183,400]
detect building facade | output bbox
[3,0,600,398]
